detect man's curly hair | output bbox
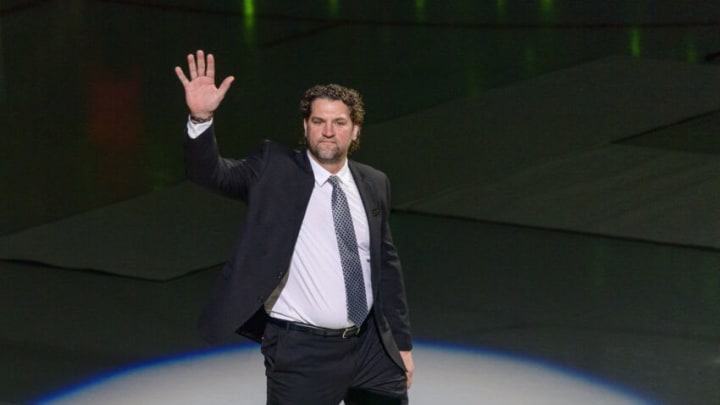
[300,84,365,153]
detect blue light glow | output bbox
[36,341,659,405]
[35,343,256,404]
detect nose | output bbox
[322,122,334,137]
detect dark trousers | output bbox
[261,316,408,405]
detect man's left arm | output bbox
[379,214,412,348]
[378,176,414,387]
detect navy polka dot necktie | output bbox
[328,175,368,326]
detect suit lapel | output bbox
[291,149,316,223]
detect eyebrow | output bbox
[310,116,348,122]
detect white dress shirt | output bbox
[266,151,373,328]
[187,118,373,329]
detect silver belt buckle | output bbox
[342,325,360,338]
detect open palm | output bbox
[175,50,234,119]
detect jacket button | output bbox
[276,272,284,280]
[256,296,265,304]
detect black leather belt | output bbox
[267,317,365,338]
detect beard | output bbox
[306,133,345,164]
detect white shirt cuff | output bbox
[187,116,213,139]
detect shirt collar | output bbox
[306,150,352,187]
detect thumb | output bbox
[217,76,235,96]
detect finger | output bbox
[174,66,190,85]
[187,53,198,80]
[206,53,215,79]
[196,50,206,77]
[217,76,235,96]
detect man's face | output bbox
[304,98,360,169]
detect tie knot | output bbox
[327,175,340,188]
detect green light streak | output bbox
[244,0,254,16]
[328,0,340,19]
[415,0,426,23]
[243,0,256,45]
[539,0,555,22]
[630,27,641,57]
[496,0,508,19]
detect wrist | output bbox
[189,113,213,124]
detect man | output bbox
[175,50,414,404]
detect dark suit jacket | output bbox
[185,126,412,369]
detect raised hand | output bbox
[175,50,235,120]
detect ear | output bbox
[352,124,360,140]
[303,119,308,135]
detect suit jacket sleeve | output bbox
[184,124,263,201]
[380,176,413,351]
